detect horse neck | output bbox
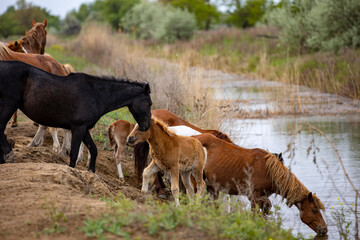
[147,121,173,155]
[92,78,146,115]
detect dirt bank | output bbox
[1,112,144,240]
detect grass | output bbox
[40,200,68,235]
[80,193,302,240]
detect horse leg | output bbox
[141,160,161,194]
[0,106,17,163]
[59,129,71,157]
[69,126,87,169]
[28,125,47,147]
[76,142,85,165]
[180,171,195,199]
[114,142,125,179]
[48,127,61,153]
[11,111,18,127]
[82,130,98,173]
[169,167,180,207]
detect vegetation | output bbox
[121,2,197,42]
[81,193,299,240]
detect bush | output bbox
[62,14,81,36]
[122,2,196,42]
[265,0,360,52]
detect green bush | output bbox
[265,0,360,52]
[122,2,196,42]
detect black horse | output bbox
[0,60,152,172]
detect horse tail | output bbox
[108,124,116,148]
[63,64,75,74]
[134,141,150,181]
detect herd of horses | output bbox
[0,20,327,236]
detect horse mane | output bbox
[22,22,46,54]
[265,153,325,210]
[89,75,149,89]
[0,43,15,59]
[152,117,176,137]
[210,130,234,144]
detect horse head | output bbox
[7,40,23,52]
[126,121,152,147]
[296,192,327,236]
[128,83,152,132]
[22,19,47,54]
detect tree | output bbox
[0,6,19,38]
[224,0,271,28]
[162,0,219,30]
[100,0,140,30]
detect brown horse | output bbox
[0,43,69,153]
[192,133,327,235]
[152,109,233,143]
[7,20,47,128]
[126,117,206,206]
[7,19,47,54]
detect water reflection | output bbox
[223,114,360,238]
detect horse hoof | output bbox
[4,151,14,163]
[88,168,95,173]
[11,124,18,128]
[157,194,167,199]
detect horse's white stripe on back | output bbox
[168,125,201,136]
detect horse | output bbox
[7,19,47,54]
[126,117,206,206]
[152,109,234,143]
[0,43,74,154]
[0,60,152,173]
[7,20,47,128]
[191,133,327,235]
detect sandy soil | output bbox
[0,112,145,240]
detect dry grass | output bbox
[66,23,223,130]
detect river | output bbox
[207,71,360,239]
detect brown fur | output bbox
[152,109,234,144]
[192,133,327,235]
[8,20,47,54]
[127,117,207,206]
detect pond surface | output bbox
[210,74,360,239]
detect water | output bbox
[223,115,360,238]
[212,75,360,238]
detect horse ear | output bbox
[32,19,36,27]
[308,192,313,201]
[15,41,19,46]
[43,19,47,27]
[279,152,282,159]
[144,83,150,94]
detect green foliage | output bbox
[80,194,298,239]
[266,0,360,52]
[41,201,67,235]
[122,2,197,42]
[100,0,140,30]
[225,0,272,28]
[62,13,81,36]
[0,0,60,38]
[166,0,220,30]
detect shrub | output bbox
[62,14,81,36]
[265,0,360,52]
[122,2,196,42]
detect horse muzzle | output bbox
[316,225,328,236]
[126,136,136,146]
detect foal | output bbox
[126,117,206,206]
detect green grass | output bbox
[80,193,303,240]
[45,44,94,71]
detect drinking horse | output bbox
[0,61,151,172]
[126,117,206,206]
[192,133,327,235]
